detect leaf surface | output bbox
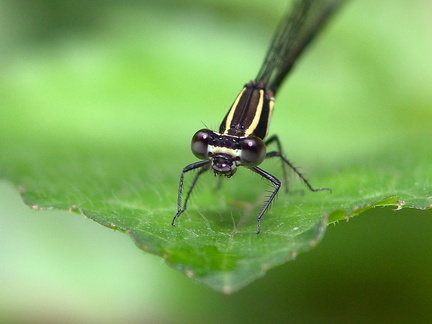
[0,1,430,293]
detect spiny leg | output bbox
[247,166,281,234]
[265,135,289,192]
[266,151,331,193]
[172,160,210,226]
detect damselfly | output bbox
[172,0,344,233]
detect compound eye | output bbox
[191,129,211,160]
[240,136,266,166]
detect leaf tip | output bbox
[222,285,234,295]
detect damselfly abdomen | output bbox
[172,0,344,233]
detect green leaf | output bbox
[0,1,431,293]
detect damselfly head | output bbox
[191,128,266,178]
[191,129,239,177]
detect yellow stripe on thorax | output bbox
[244,89,264,136]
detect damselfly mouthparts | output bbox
[172,0,344,233]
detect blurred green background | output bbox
[1,0,431,322]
